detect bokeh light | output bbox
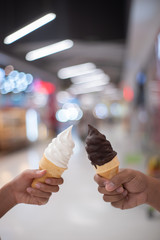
[93,103,108,119]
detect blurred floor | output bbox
[0,122,160,240]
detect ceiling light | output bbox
[71,79,108,90]
[71,69,103,83]
[25,39,74,61]
[57,63,96,79]
[4,13,56,44]
[69,85,104,95]
[71,72,110,85]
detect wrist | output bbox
[0,181,17,218]
[146,175,160,211]
[8,180,18,206]
[7,181,18,207]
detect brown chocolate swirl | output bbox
[85,125,117,167]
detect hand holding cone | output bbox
[31,155,66,188]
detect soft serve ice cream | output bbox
[44,125,75,169]
[85,125,117,167]
[31,125,75,188]
[85,124,119,179]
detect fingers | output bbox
[34,182,60,193]
[34,197,49,206]
[94,173,128,204]
[27,177,63,197]
[103,190,128,203]
[111,200,124,209]
[23,170,64,187]
[26,177,63,205]
[111,197,130,210]
[27,187,52,199]
[105,169,136,191]
[45,177,64,186]
[98,186,124,195]
[98,185,128,203]
[94,174,108,186]
[22,169,47,179]
[25,195,50,206]
[94,174,125,193]
[94,169,136,192]
[34,177,63,193]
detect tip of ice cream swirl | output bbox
[85,124,117,167]
[44,125,75,168]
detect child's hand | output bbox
[10,169,63,206]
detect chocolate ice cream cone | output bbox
[85,125,120,179]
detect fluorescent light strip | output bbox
[78,78,109,88]
[4,13,56,44]
[69,78,109,95]
[71,73,110,85]
[57,63,96,79]
[25,39,74,61]
[71,69,104,83]
[71,79,108,91]
[70,86,104,95]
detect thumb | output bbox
[105,169,135,191]
[23,169,47,179]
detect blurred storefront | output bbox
[0,67,57,152]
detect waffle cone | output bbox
[95,155,119,179]
[31,155,67,188]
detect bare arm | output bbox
[146,175,160,211]
[0,182,16,218]
[94,169,160,211]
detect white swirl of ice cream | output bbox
[44,125,75,168]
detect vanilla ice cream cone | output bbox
[31,125,75,188]
[31,155,66,188]
[95,155,119,179]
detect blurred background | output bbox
[0,0,160,239]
